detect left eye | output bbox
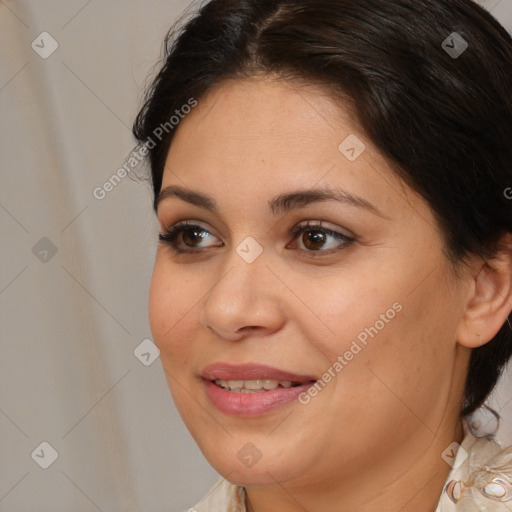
[289,223,354,253]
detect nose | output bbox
[199,254,286,341]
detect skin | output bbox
[148,76,512,511]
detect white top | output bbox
[188,421,512,511]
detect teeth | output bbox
[244,379,264,390]
[263,379,279,390]
[214,379,296,392]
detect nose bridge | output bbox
[210,247,271,308]
[214,232,273,293]
[200,242,284,338]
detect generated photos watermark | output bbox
[93,98,198,200]
[298,301,403,405]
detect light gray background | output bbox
[1,1,512,511]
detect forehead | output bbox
[168,76,358,166]
[161,77,415,218]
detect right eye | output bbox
[158,222,223,253]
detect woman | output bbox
[133,0,512,510]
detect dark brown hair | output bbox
[133,0,512,415]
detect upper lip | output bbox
[201,363,317,382]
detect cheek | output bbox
[294,270,403,360]
[299,263,458,402]
[148,260,172,344]
[148,257,198,361]
[347,277,461,419]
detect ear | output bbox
[457,233,512,348]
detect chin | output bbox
[198,439,308,486]
[208,456,291,487]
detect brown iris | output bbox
[302,229,327,250]
[182,228,206,247]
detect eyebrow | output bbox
[155,184,388,219]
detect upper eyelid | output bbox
[161,219,217,235]
[292,220,354,238]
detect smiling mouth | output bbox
[212,379,310,393]
[202,364,318,416]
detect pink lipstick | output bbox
[201,363,317,417]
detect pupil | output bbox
[303,230,325,250]
[183,229,204,247]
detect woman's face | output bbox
[149,77,471,489]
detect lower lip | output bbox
[203,379,315,417]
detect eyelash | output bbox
[158,221,355,256]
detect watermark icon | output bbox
[237,442,262,468]
[298,301,403,405]
[504,188,512,200]
[31,441,59,469]
[442,32,468,59]
[339,134,366,162]
[93,98,198,200]
[442,442,468,468]
[236,236,263,263]
[31,32,58,59]
[32,237,58,263]
[134,338,160,366]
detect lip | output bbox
[201,363,317,417]
[201,363,317,382]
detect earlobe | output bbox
[457,235,512,349]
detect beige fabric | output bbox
[191,478,246,512]
[437,426,512,511]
